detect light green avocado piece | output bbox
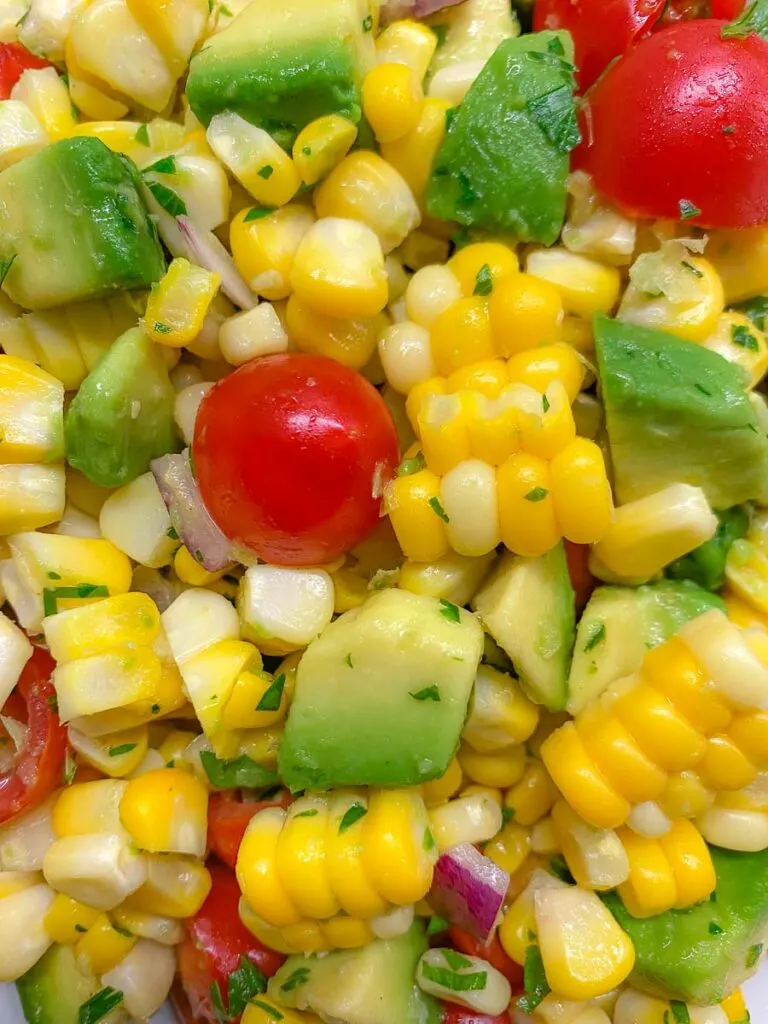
[666,505,749,592]
[278,589,484,790]
[65,327,178,487]
[472,544,575,711]
[186,0,376,144]
[0,137,165,311]
[604,846,768,1005]
[568,580,725,714]
[16,944,102,1024]
[267,923,440,1024]
[595,315,768,509]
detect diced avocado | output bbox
[595,315,768,509]
[268,923,440,1024]
[568,580,724,715]
[472,545,575,712]
[666,505,749,592]
[65,327,178,488]
[427,0,520,76]
[278,589,483,790]
[604,846,768,1005]
[426,32,579,245]
[186,0,376,144]
[733,293,768,332]
[16,943,99,1024]
[0,137,165,311]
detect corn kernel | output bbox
[505,760,558,826]
[363,62,423,145]
[422,757,463,808]
[507,343,585,402]
[207,112,300,207]
[293,115,358,187]
[449,243,519,298]
[405,265,462,329]
[44,894,100,944]
[119,768,208,857]
[375,20,437,80]
[362,788,437,905]
[124,855,211,918]
[75,912,137,974]
[550,438,613,546]
[497,452,560,558]
[11,67,77,141]
[552,801,629,891]
[526,248,621,319]
[485,822,531,877]
[488,273,564,356]
[286,295,381,370]
[707,228,768,304]
[378,321,436,393]
[230,204,315,301]
[384,468,449,562]
[430,297,495,376]
[701,312,768,389]
[398,230,451,271]
[381,98,451,203]
[541,723,631,830]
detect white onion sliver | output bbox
[428,842,508,942]
[176,215,257,310]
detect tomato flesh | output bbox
[441,1008,510,1024]
[208,790,292,870]
[0,43,53,99]
[576,20,768,228]
[710,0,745,16]
[193,353,399,566]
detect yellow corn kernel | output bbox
[612,680,708,773]
[315,151,420,255]
[65,468,114,518]
[550,438,613,545]
[616,828,678,917]
[331,567,369,613]
[724,590,768,630]
[53,646,164,724]
[68,76,129,120]
[11,67,76,141]
[381,97,451,203]
[484,822,531,877]
[237,808,302,927]
[243,1000,324,1024]
[461,390,521,467]
[561,316,594,356]
[363,62,423,145]
[497,452,561,558]
[698,735,758,792]
[69,724,149,779]
[75,912,137,975]
[325,790,389,919]
[239,900,299,954]
[207,112,301,207]
[279,920,330,954]
[518,381,577,461]
[448,243,519,298]
[505,761,558,826]
[440,458,501,558]
[44,894,100,944]
[701,312,768,389]
[404,265,461,330]
[124,855,211,919]
[488,273,564,356]
[658,771,715,821]
[398,230,451,271]
[463,665,540,753]
[286,295,382,370]
[293,115,358,187]
[173,546,229,588]
[499,872,556,965]
[320,915,374,950]
[375,20,437,80]
[526,248,621,319]
[421,757,464,808]
[458,742,527,789]
[727,711,768,767]
[362,788,437,905]
[290,217,388,319]
[707,228,768,304]
[238,726,282,771]
[277,797,340,920]
[576,707,668,806]
[406,376,449,432]
[541,723,631,830]
[428,792,503,851]
[721,988,749,1023]
[430,297,495,376]
[619,251,724,343]
[659,819,716,908]
[119,768,208,857]
[447,360,509,398]
[506,343,585,403]
[221,669,287,732]
[125,0,208,72]
[417,393,471,475]
[157,729,197,767]
[145,259,220,348]
[551,801,629,891]
[643,636,732,735]
[230,204,315,302]
[10,532,131,604]
[384,468,449,562]
[0,354,63,466]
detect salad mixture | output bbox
[1,0,768,1022]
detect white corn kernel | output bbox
[43,832,147,911]
[239,565,335,652]
[626,802,672,839]
[0,608,32,708]
[219,304,288,367]
[0,793,57,872]
[697,807,768,852]
[417,948,511,1016]
[428,61,486,105]
[440,459,500,558]
[0,883,54,982]
[378,321,436,393]
[100,473,178,569]
[174,382,214,446]
[102,939,176,1021]
[428,793,503,851]
[405,264,462,328]
[0,100,47,170]
[162,588,240,666]
[0,559,43,633]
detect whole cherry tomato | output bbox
[710,0,745,16]
[448,928,525,994]
[533,0,667,90]
[0,647,67,825]
[0,43,53,99]
[575,20,768,228]
[208,789,292,870]
[193,353,399,566]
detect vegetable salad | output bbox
[0,1,767,1023]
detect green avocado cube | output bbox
[0,137,165,311]
[426,31,579,244]
[278,589,484,790]
[595,315,768,509]
[186,0,376,144]
[17,944,100,1024]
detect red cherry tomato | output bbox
[448,928,525,994]
[176,861,286,1023]
[0,647,67,825]
[576,20,768,228]
[533,0,666,91]
[564,541,596,613]
[0,43,53,99]
[441,1007,510,1024]
[208,789,292,870]
[193,353,399,566]
[710,0,745,16]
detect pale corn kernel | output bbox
[447,360,509,398]
[363,62,423,145]
[531,818,560,855]
[697,806,768,852]
[375,20,437,80]
[701,311,768,390]
[440,459,501,558]
[293,114,358,186]
[174,382,214,446]
[702,228,768,304]
[462,664,540,752]
[398,550,495,607]
[405,265,462,328]
[119,767,208,857]
[417,947,512,1016]
[428,793,503,851]
[378,321,436,393]
[99,472,178,569]
[207,112,301,206]
[0,464,66,535]
[42,833,147,911]
[552,801,629,891]
[0,101,48,171]
[428,61,486,104]
[386,254,410,303]
[10,68,76,141]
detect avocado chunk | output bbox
[472,544,575,712]
[568,580,724,715]
[0,137,165,311]
[267,923,440,1024]
[186,0,376,144]
[604,846,768,1005]
[16,944,99,1024]
[426,31,579,245]
[278,589,484,790]
[65,327,178,488]
[595,315,768,509]
[666,505,749,592]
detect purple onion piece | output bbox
[428,843,509,942]
[174,215,257,310]
[151,450,237,572]
[381,0,463,22]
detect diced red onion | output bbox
[428,843,509,942]
[175,215,257,310]
[150,450,236,572]
[381,0,464,22]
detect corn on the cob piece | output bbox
[616,819,715,916]
[145,258,220,347]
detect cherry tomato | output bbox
[441,1008,510,1024]
[448,928,525,994]
[576,20,768,228]
[564,541,596,613]
[193,353,399,566]
[177,861,286,1023]
[0,43,53,99]
[533,0,666,91]
[208,789,292,870]
[0,648,67,825]
[710,0,745,16]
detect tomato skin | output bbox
[564,541,595,613]
[0,647,67,825]
[533,0,666,90]
[0,43,53,99]
[441,1008,510,1024]
[710,0,745,16]
[448,928,525,994]
[576,20,768,229]
[193,353,400,566]
[208,790,292,870]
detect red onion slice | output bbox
[428,843,509,942]
[150,450,236,572]
[175,215,257,310]
[381,0,464,22]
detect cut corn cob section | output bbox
[145,258,220,347]
[0,355,64,465]
[0,464,65,535]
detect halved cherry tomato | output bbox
[0,42,53,99]
[564,541,595,613]
[208,789,292,870]
[710,0,745,15]
[177,861,286,1023]
[448,928,525,994]
[441,1009,510,1024]
[194,353,400,566]
[0,647,67,825]
[576,20,768,228]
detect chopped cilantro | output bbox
[78,987,124,1024]
[518,945,550,1013]
[256,673,286,712]
[399,451,426,476]
[678,199,702,221]
[111,921,133,938]
[410,685,441,702]
[362,14,373,30]
[473,263,494,296]
[250,1001,284,1021]
[420,962,487,992]
[439,598,461,623]
[153,322,172,334]
[427,915,449,935]
[339,803,368,833]
[244,206,275,221]
[502,806,515,826]
[747,942,763,968]
[108,743,137,757]
[583,622,606,652]
[708,921,724,935]
[0,254,17,288]
[524,487,549,502]
[442,949,472,971]
[200,751,278,789]
[670,1001,691,1024]
[681,260,703,278]
[145,180,187,217]
[144,155,177,175]
[542,393,550,412]
[166,525,179,539]
[257,165,274,179]
[227,955,267,1017]
[423,828,436,851]
[294,809,319,818]
[47,571,61,580]
[732,324,760,351]
[428,496,450,522]
[345,652,354,668]
[280,967,311,993]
